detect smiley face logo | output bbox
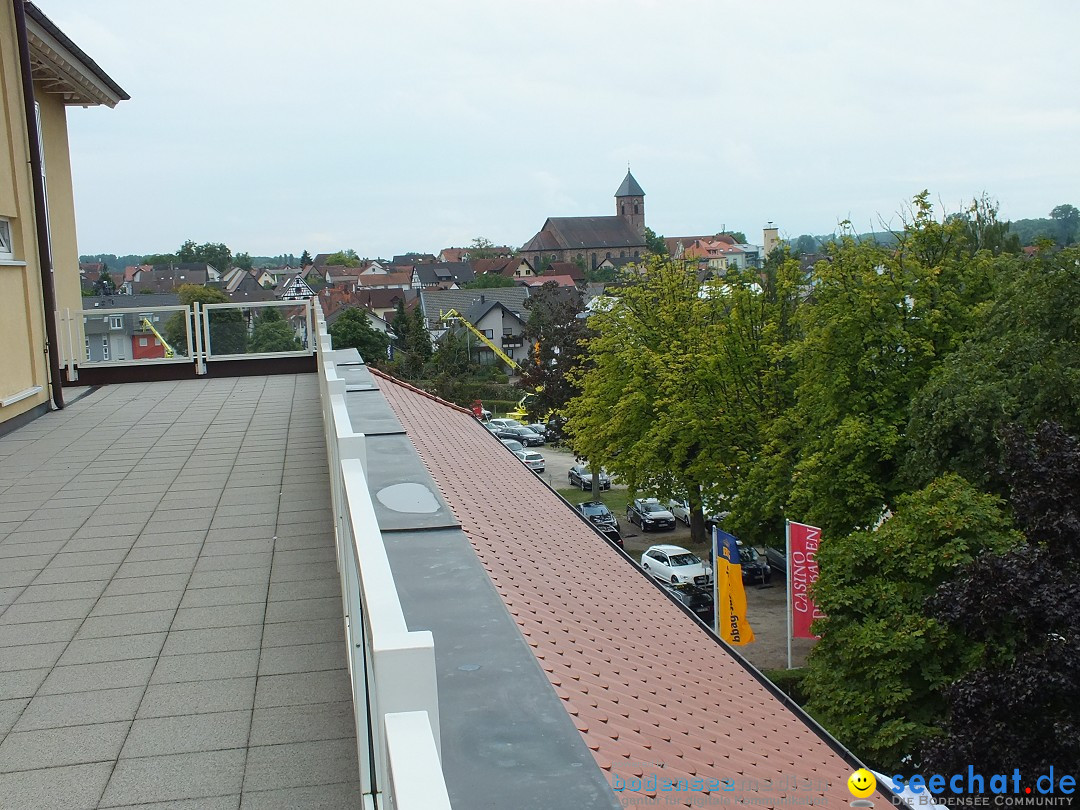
[848,769,877,799]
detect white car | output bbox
[488,418,523,430]
[667,499,691,525]
[641,545,712,586]
[513,449,545,473]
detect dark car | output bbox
[765,546,786,575]
[568,464,611,490]
[739,544,772,586]
[626,498,676,531]
[497,426,544,446]
[574,501,622,546]
[658,581,714,626]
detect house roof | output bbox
[81,294,180,308]
[545,261,585,281]
[373,372,881,808]
[472,257,532,277]
[615,170,645,198]
[420,287,530,322]
[463,298,526,328]
[25,2,129,107]
[525,274,577,288]
[522,217,644,253]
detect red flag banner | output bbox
[788,521,825,639]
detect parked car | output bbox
[668,499,691,525]
[513,449,545,473]
[658,581,714,626]
[574,501,621,544]
[524,423,548,439]
[568,465,611,491]
[709,541,773,586]
[500,425,544,446]
[765,546,786,575]
[626,498,676,531]
[488,418,523,430]
[500,438,525,453]
[641,544,711,586]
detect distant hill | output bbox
[79,253,299,270]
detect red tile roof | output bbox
[375,373,876,808]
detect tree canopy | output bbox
[464,273,515,289]
[325,249,361,267]
[328,307,388,364]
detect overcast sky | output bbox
[46,0,1080,259]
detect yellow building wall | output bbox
[37,89,82,322]
[0,1,49,423]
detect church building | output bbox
[520,171,648,270]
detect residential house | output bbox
[520,171,647,270]
[593,255,640,275]
[278,274,316,300]
[472,256,535,279]
[80,294,179,362]
[0,2,127,429]
[456,296,533,368]
[524,274,577,289]
[543,261,585,283]
[418,287,530,331]
[411,261,475,290]
[391,253,435,266]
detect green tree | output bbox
[389,301,431,378]
[328,307,389,364]
[728,231,748,244]
[904,246,1080,491]
[802,474,1021,771]
[233,252,254,272]
[249,308,301,353]
[325,249,360,267]
[464,273,515,289]
[177,240,232,272]
[142,253,178,266]
[565,256,792,544]
[163,284,246,355]
[644,226,667,256]
[93,266,116,295]
[791,234,819,256]
[1049,203,1080,246]
[518,284,589,420]
[468,237,498,260]
[299,249,313,268]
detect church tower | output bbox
[615,170,646,240]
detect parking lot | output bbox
[533,443,816,671]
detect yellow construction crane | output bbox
[140,317,176,359]
[439,308,520,371]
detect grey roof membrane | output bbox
[341,373,620,808]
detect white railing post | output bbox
[384,712,453,810]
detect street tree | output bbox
[802,474,1021,771]
[163,284,245,355]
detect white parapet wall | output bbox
[314,301,451,810]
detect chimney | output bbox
[480,294,485,304]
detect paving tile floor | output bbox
[0,377,360,809]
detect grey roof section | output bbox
[81,294,181,308]
[614,170,645,197]
[463,298,526,328]
[420,287,530,322]
[523,217,644,252]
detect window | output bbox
[84,337,90,360]
[620,251,626,258]
[503,327,513,335]
[484,329,493,339]
[101,336,110,361]
[109,315,123,329]
[0,218,12,260]
[138,337,148,347]
[634,203,639,214]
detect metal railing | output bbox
[57,298,313,379]
[315,301,452,810]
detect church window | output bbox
[606,252,612,259]
[634,203,639,215]
[621,204,626,215]
[620,251,626,258]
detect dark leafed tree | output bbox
[162,284,245,355]
[299,249,313,268]
[249,308,300,353]
[177,240,233,273]
[94,266,116,295]
[644,226,667,256]
[923,423,1080,781]
[328,307,389,364]
[464,273,515,289]
[518,282,589,421]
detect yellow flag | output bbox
[714,528,755,645]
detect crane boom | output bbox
[140,317,176,359]
[439,308,520,371]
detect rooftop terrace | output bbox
[0,377,359,808]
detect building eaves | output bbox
[25,2,128,106]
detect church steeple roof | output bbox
[615,170,645,198]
